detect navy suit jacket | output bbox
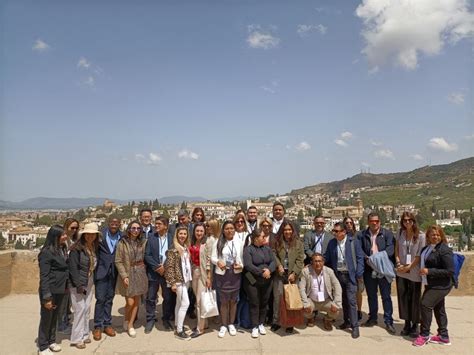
[95,228,122,281]
[145,231,174,281]
[324,237,364,285]
[359,227,395,272]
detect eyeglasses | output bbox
[261,224,271,228]
[204,224,210,228]
[369,220,380,223]
[344,221,353,225]
[332,229,343,233]
[70,227,78,230]
[315,222,325,225]
[403,219,414,224]
[236,220,245,224]
[130,227,141,231]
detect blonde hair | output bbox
[206,218,220,238]
[173,226,190,255]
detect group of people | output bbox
[37,203,456,354]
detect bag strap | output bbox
[350,239,357,271]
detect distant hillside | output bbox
[290,157,474,209]
[0,197,129,210]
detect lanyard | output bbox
[337,240,345,261]
[226,240,236,258]
[405,236,412,254]
[315,233,323,248]
[316,274,323,292]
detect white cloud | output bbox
[295,141,311,151]
[32,39,50,52]
[374,149,395,159]
[77,57,91,69]
[428,137,458,152]
[356,0,474,71]
[285,144,292,150]
[447,92,465,105]
[334,139,348,147]
[370,140,382,146]
[247,25,280,49]
[297,24,327,36]
[178,149,199,160]
[261,80,279,94]
[465,133,474,140]
[340,131,353,139]
[410,154,424,161]
[362,162,371,167]
[135,152,162,165]
[82,76,95,87]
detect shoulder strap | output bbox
[350,239,357,271]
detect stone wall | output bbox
[0,250,473,298]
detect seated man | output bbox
[298,253,342,331]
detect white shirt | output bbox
[309,268,327,302]
[273,219,283,234]
[337,237,348,271]
[181,249,192,284]
[211,237,243,275]
[313,232,325,254]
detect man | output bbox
[140,208,154,239]
[298,253,342,331]
[324,222,364,339]
[246,206,259,233]
[359,212,396,334]
[303,216,334,265]
[271,202,286,234]
[93,216,122,341]
[144,216,175,332]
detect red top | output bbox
[189,245,200,267]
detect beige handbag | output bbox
[283,283,303,310]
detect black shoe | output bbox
[175,330,190,340]
[285,327,294,334]
[190,328,201,338]
[385,323,396,335]
[270,324,281,332]
[400,321,411,336]
[337,322,351,330]
[144,320,154,334]
[362,319,377,327]
[163,320,173,331]
[351,327,360,339]
[357,311,363,321]
[188,310,197,319]
[409,324,419,338]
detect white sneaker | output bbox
[258,324,267,335]
[251,327,259,338]
[218,326,227,338]
[38,349,53,355]
[128,327,137,338]
[49,343,62,352]
[228,324,237,336]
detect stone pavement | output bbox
[0,294,472,355]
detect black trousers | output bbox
[420,287,451,338]
[396,276,421,323]
[243,275,273,328]
[336,271,358,328]
[94,273,118,329]
[146,275,176,322]
[38,293,66,351]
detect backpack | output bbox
[452,253,465,289]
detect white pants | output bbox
[70,277,94,344]
[175,282,190,332]
[192,267,208,330]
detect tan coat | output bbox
[272,238,305,277]
[298,265,342,309]
[115,237,147,296]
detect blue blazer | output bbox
[95,228,122,281]
[324,237,364,285]
[359,227,395,271]
[145,231,174,281]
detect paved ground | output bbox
[0,294,472,355]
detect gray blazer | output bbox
[303,230,334,258]
[298,265,342,309]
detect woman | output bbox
[233,213,249,248]
[271,220,305,333]
[68,223,100,349]
[205,219,221,324]
[115,221,148,338]
[343,216,363,321]
[165,226,193,340]
[191,207,206,224]
[243,228,275,338]
[413,225,454,347]
[189,223,211,338]
[37,225,69,355]
[211,221,243,338]
[395,212,425,337]
[57,218,79,333]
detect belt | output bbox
[133,261,144,267]
[337,270,349,274]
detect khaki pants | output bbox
[305,298,339,321]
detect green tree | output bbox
[457,233,464,251]
[0,232,6,250]
[74,209,87,221]
[297,210,305,225]
[14,240,26,250]
[35,237,46,248]
[180,201,187,210]
[162,208,170,218]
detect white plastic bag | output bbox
[200,288,219,318]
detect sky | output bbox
[1,0,473,201]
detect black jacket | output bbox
[95,229,121,281]
[359,227,395,271]
[421,243,454,290]
[68,247,93,289]
[38,248,69,303]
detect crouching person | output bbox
[298,253,342,331]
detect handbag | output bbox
[279,295,305,327]
[283,283,303,310]
[200,288,219,318]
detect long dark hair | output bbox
[275,220,297,251]
[41,225,66,256]
[217,220,234,258]
[64,218,79,242]
[191,222,206,245]
[191,207,206,223]
[124,220,146,246]
[399,212,420,243]
[71,232,100,253]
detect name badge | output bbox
[317,291,325,302]
[406,254,412,264]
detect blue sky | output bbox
[1,0,473,201]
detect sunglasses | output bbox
[332,229,343,233]
[70,227,79,230]
[130,227,141,231]
[235,220,245,224]
[402,219,414,223]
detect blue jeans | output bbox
[146,275,175,322]
[94,274,117,329]
[363,271,393,324]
